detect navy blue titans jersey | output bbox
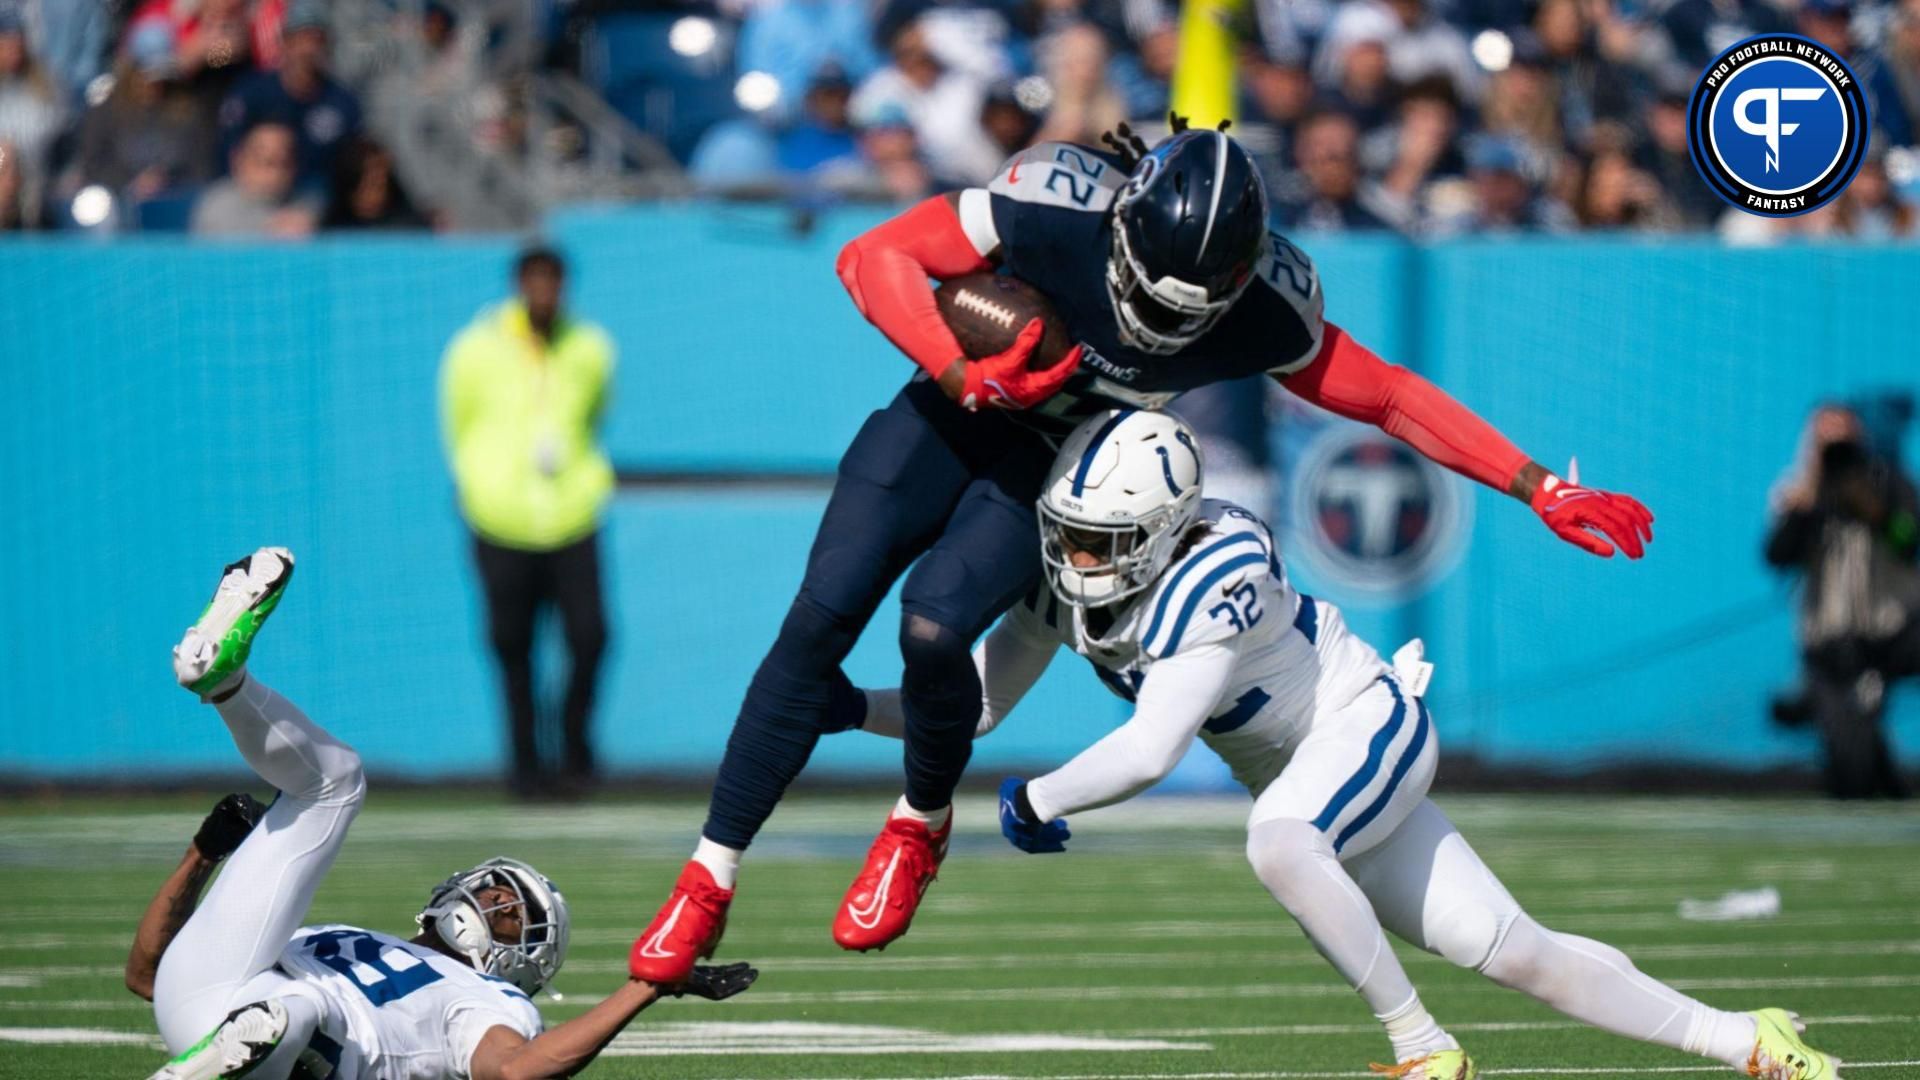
[954,141,1327,439]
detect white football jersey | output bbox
[275,924,543,1080]
[1014,499,1387,794]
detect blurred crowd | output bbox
[1,0,1917,237]
[682,0,1920,236]
[0,0,425,235]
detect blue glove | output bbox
[999,777,1071,854]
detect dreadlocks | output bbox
[1098,122,1153,171]
[1098,113,1234,171]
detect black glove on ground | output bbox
[666,962,758,1001]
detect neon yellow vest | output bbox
[439,301,615,550]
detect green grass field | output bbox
[3,791,1917,1078]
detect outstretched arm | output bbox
[469,981,658,1080]
[1021,641,1239,822]
[835,192,1079,411]
[469,965,756,1080]
[1276,323,1653,558]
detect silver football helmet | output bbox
[418,857,570,994]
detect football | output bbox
[934,272,1075,370]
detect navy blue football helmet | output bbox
[1106,129,1269,355]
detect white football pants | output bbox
[152,675,364,1078]
[1251,777,1756,1066]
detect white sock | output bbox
[1686,1007,1760,1069]
[1481,916,1758,1069]
[891,795,950,832]
[1378,991,1459,1061]
[692,837,741,890]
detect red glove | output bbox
[958,319,1083,411]
[1531,472,1655,559]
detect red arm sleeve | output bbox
[1280,323,1531,494]
[835,195,992,380]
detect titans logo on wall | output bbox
[1687,33,1870,217]
[1284,424,1472,602]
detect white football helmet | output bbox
[1039,409,1204,608]
[418,857,570,994]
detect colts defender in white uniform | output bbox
[133,548,755,1080]
[862,411,1841,1080]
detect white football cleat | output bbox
[173,547,294,700]
[148,999,290,1080]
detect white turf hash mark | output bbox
[600,1022,1203,1057]
[0,1028,165,1047]
[792,1065,1920,1080]
[7,1019,1918,1072]
[549,938,1920,975]
[1126,1015,1919,1039]
[668,972,1920,1006]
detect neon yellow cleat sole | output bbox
[1371,1048,1476,1079]
[1747,1008,1842,1080]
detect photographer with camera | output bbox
[1766,402,1920,799]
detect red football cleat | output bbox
[831,813,951,951]
[629,860,733,983]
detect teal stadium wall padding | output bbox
[1,214,1914,778]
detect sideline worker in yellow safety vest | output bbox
[440,245,615,797]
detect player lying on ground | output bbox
[853,411,1840,1080]
[134,548,756,1080]
[631,117,1656,982]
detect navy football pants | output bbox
[702,378,1053,849]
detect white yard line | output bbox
[15,974,1920,1016]
[1466,1060,1920,1068]
[495,974,1920,1010]
[1127,1014,1920,1038]
[0,965,126,979]
[1,937,1863,979]
[8,1013,1915,1077]
[0,935,76,952]
[1667,974,1920,991]
[553,938,1920,976]
[566,908,1920,950]
[598,1022,1207,1057]
[0,999,154,1011]
[793,1065,1920,1080]
[0,1026,162,1046]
